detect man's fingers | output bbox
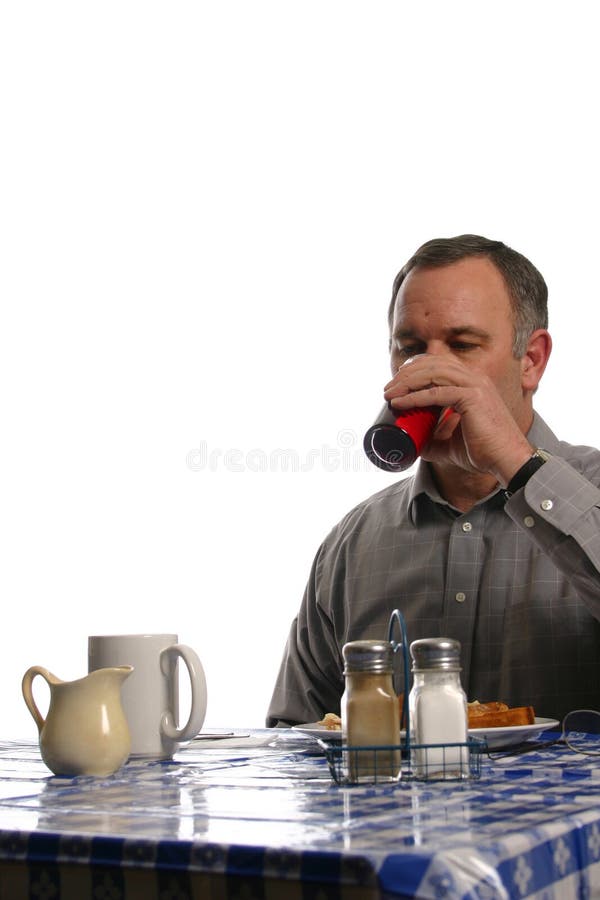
[433,409,460,440]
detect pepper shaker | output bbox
[409,637,469,780]
[341,640,401,783]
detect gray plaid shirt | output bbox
[267,412,600,725]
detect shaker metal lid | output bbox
[342,640,394,673]
[409,637,462,671]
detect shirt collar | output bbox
[524,410,562,454]
[407,460,449,525]
[406,410,562,525]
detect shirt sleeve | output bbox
[505,453,600,617]
[266,540,344,727]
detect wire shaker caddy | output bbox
[322,612,482,784]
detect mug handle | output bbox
[159,644,207,741]
[22,666,57,733]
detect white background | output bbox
[2,1,599,739]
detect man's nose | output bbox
[424,340,449,356]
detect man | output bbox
[267,234,600,726]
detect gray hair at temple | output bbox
[387,234,549,358]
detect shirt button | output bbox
[462,522,472,533]
[541,499,553,511]
[524,515,535,528]
[455,592,466,603]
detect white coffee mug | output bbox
[88,633,207,759]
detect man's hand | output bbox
[383,355,534,487]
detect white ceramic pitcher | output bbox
[22,665,133,776]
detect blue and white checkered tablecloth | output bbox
[2,730,600,899]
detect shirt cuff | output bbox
[508,454,600,535]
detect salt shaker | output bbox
[341,640,401,783]
[409,637,469,780]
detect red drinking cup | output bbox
[363,405,445,472]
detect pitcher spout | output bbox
[114,664,134,683]
[100,664,133,681]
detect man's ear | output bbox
[521,329,552,392]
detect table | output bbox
[2,729,600,899]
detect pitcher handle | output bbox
[22,666,58,733]
[159,644,207,742]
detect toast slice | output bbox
[468,702,535,729]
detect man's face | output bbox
[389,256,529,427]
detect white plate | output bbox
[293,717,560,750]
[468,716,560,750]
[292,723,343,740]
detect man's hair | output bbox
[388,234,548,357]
